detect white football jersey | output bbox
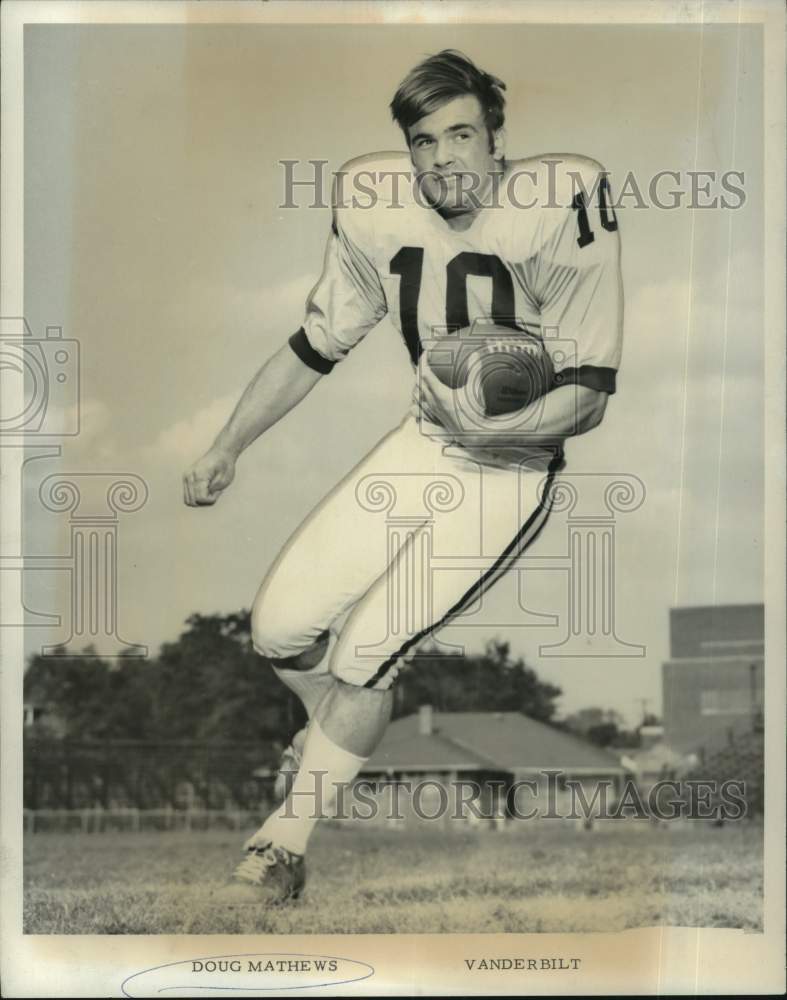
[289,151,623,460]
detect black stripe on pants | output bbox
[363,467,559,690]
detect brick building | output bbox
[662,604,764,754]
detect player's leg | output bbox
[256,457,558,865]
[249,414,432,686]
[261,617,350,799]
[247,485,499,866]
[227,421,433,897]
[243,533,426,859]
[330,449,560,692]
[234,426,558,899]
[247,415,426,747]
[268,628,334,717]
[260,628,337,800]
[247,440,559,868]
[248,681,393,850]
[226,680,393,905]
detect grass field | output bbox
[24,820,763,935]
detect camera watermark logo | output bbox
[418,320,579,444]
[0,317,79,435]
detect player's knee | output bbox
[251,590,327,665]
[251,591,302,659]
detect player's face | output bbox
[407,95,504,217]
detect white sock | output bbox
[272,631,336,718]
[254,719,367,856]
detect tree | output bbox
[586,722,621,748]
[24,645,156,740]
[394,638,562,720]
[23,613,303,747]
[149,611,302,744]
[562,706,624,737]
[24,621,564,743]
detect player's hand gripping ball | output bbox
[426,326,554,418]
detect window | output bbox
[700,689,751,715]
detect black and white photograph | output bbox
[1,1,784,996]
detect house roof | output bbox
[363,710,624,775]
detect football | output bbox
[426,327,554,417]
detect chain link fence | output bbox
[24,736,277,814]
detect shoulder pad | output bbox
[510,153,610,208]
[332,151,413,209]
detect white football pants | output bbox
[251,414,561,689]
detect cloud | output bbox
[146,393,237,464]
[231,274,317,323]
[623,243,763,388]
[38,397,119,467]
[161,271,318,357]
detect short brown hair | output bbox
[390,50,507,146]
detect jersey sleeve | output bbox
[534,169,623,394]
[289,200,387,374]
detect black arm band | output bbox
[553,365,617,394]
[288,328,336,375]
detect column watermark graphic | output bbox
[529,473,646,656]
[37,474,148,657]
[351,467,647,659]
[354,473,466,659]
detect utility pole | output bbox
[636,697,651,726]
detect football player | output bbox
[183,50,622,903]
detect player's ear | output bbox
[491,126,506,162]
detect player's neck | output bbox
[437,207,482,232]
[433,165,507,232]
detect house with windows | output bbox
[357,705,625,827]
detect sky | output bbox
[21,23,763,726]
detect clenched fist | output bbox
[183,446,237,506]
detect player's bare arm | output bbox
[182,342,322,507]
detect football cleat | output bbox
[223,842,306,905]
[273,727,307,802]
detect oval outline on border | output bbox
[121,952,375,996]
